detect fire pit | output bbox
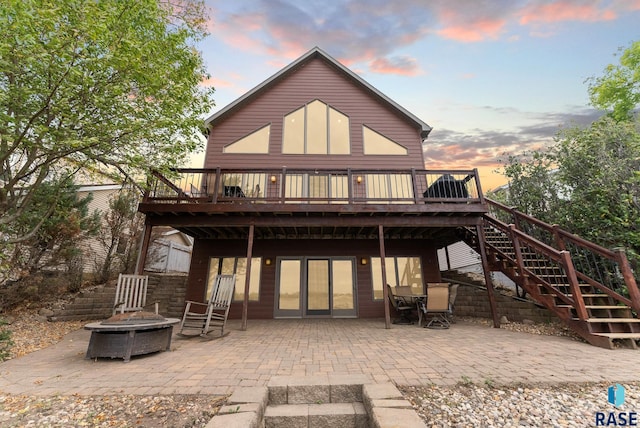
[84,312,180,362]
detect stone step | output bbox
[264,402,367,428]
[206,380,427,428]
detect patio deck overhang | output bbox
[139,203,485,241]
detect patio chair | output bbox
[424,282,451,329]
[179,274,236,337]
[387,284,414,325]
[113,274,158,315]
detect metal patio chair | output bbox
[387,284,415,325]
[424,282,452,329]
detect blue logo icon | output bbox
[608,384,625,408]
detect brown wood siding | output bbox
[204,58,426,171]
[187,238,440,319]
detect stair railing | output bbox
[482,215,587,319]
[485,198,640,314]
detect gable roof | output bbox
[204,47,432,140]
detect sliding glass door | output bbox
[274,257,356,318]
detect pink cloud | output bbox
[369,56,422,76]
[519,1,617,25]
[209,11,270,54]
[200,76,232,88]
[437,18,506,42]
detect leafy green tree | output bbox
[588,41,640,121]
[498,116,640,270]
[0,0,214,244]
[497,150,564,223]
[8,179,101,278]
[552,117,640,264]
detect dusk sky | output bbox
[196,0,640,190]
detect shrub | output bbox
[0,319,13,361]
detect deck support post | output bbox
[476,224,500,328]
[135,221,152,275]
[379,225,391,329]
[241,224,255,331]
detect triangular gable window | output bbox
[362,126,408,155]
[223,125,270,153]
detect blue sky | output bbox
[196,0,640,189]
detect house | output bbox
[77,184,128,275]
[78,184,192,277]
[145,226,193,273]
[138,47,499,328]
[437,240,516,293]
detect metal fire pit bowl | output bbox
[85,313,180,362]
[101,311,166,325]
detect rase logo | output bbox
[610,384,626,408]
[596,384,637,426]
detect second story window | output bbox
[223,125,271,153]
[282,100,350,154]
[362,125,408,155]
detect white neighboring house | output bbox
[77,184,192,275]
[145,226,193,273]
[437,240,515,290]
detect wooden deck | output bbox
[138,168,488,240]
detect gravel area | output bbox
[400,382,640,427]
[0,311,634,427]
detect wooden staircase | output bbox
[464,199,640,350]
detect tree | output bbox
[497,150,564,223]
[4,178,101,287]
[552,117,640,261]
[94,186,144,283]
[588,41,640,121]
[498,116,640,269]
[0,0,214,245]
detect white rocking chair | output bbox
[179,274,236,337]
[113,274,158,315]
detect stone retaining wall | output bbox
[49,273,187,321]
[454,284,554,324]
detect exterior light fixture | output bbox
[265,258,272,266]
[270,175,277,183]
[360,257,368,265]
[356,176,362,184]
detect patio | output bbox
[0,319,637,397]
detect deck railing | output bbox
[144,168,485,205]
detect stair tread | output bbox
[556,304,630,310]
[579,318,640,323]
[584,305,631,309]
[591,332,640,338]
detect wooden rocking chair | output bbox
[179,274,236,337]
[113,274,158,315]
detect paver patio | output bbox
[0,319,638,396]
